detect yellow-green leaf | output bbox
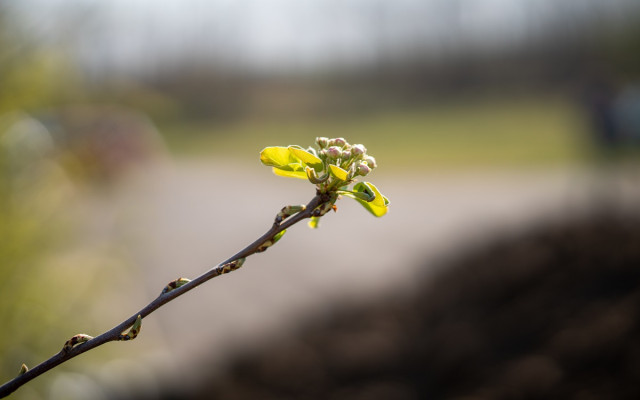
[339,189,374,202]
[273,166,307,179]
[329,164,349,181]
[260,146,300,168]
[288,146,323,171]
[273,230,286,243]
[351,182,389,217]
[308,216,320,229]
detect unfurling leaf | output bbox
[288,146,323,171]
[308,216,320,229]
[306,167,329,184]
[119,315,142,341]
[62,334,94,352]
[339,189,375,202]
[348,182,389,217]
[329,164,349,181]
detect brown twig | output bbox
[0,194,327,398]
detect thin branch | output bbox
[0,194,327,398]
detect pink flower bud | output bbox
[326,146,342,159]
[351,144,366,156]
[357,162,371,176]
[333,137,347,147]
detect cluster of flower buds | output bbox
[314,137,377,179]
[260,137,389,218]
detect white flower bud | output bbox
[316,137,329,148]
[364,155,377,169]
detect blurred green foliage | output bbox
[0,114,128,399]
[0,4,81,115]
[161,94,589,170]
[0,116,67,389]
[0,8,108,392]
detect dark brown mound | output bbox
[144,212,640,400]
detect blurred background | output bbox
[1,0,640,398]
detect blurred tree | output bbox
[0,112,70,396]
[0,3,81,115]
[0,5,103,389]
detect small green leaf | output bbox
[329,164,349,181]
[132,314,142,332]
[273,229,286,243]
[308,216,320,229]
[260,147,300,168]
[288,146,323,171]
[350,182,389,217]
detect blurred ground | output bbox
[61,158,639,399]
[174,207,640,400]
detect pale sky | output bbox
[7,0,639,75]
